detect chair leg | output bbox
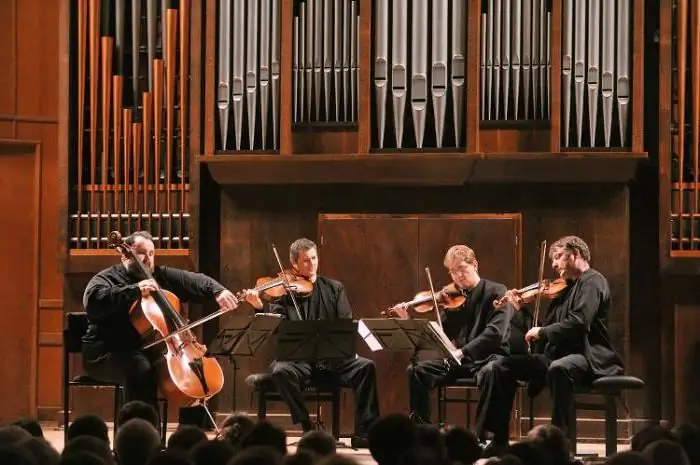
[113,386,122,436]
[332,390,340,440]
[437,386,444,424]
[257,391,267,420]
[528,394,534,431]
[605,395,618,457]
[569,404,578,455]
[160,399,169,445]
[63,350,70,443]
[466,389,472,429]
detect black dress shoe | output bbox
[408,412,430,424]
[480,439,509,458]
[350,434,369,449]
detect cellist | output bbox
[81,231,238,413]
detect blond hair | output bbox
[443,245,477,268]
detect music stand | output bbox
[206,313,283,415]
[358,318,459,364]
[275,319,358,446]
[276,319,358,362]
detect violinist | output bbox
[81,231,238,411]
[241,238,379,448]
[386,245,513,427]
[478,236,624,456]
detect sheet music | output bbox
[427,321,461,364]
[358,320,384,352]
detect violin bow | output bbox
[424,267,444,331]
[271,244,304,321]
[530,240,548,351]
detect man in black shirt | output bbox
[81,231,238,407]
[386,245,513,433]
[478,235,624,453]
[242,238,379,447]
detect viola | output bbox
[383,282,466,317]
[492,278,568,308]
[108,231,224,407]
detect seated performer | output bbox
[81,231,239,409]
[386,244,513,428]
[479,235,624,454]
[242,238,379,448]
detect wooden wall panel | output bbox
[674,305,700,425]
[0,141,41,423]
[0,1,15,115]
[216,183,631,438]
[0,0,65,422]
[16,0,59,119]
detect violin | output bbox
[252,270,313,300]
[108,231,224,407]
[384,283,466,317]
[492,278,568,308]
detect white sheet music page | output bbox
[428,321,460,364]
[358,320,384,352]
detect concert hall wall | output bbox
[5,0,700,448]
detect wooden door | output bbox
[0,141,40,422]
[318,214,521,433]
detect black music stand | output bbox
[275,319,358,445]
[276,319,358,363]
[206,313,283,415]
[358,318,459,364]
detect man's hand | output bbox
[525,326,541,343]
[451,349,465,362]
[503,289,524,310]
[137,279,159,297]
[383,303,409,319]
[241,289,264,310]
[216,290,239,311]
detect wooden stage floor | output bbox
[41,422,625,464]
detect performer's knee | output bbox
[546,359,572,385]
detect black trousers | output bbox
[479,353,591,442]
[270,356,380,433]
[82,342,159,407]
[407,357,500,432]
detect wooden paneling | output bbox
[214,183,631,438]
[16,0,59,118]
[0,0,66,423]
[674,305,700,425]
[0,1,15,115]
[0,140,41,423]
[318,214,520,430]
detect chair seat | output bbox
[70,375,122,387]
[590,375,645,392]
[442,378,528,388]
[245,372,338,393]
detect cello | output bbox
[108,231,225,410]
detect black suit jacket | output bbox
[538,268,624,376]
[441,278,513,367]
[258,275,352,321]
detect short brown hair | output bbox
[443,245,477,268]
[290,238,317,262]
[125,231,154,246]
[549,235,591,262]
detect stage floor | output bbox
[41,423,624,464]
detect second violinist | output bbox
[240,238,379,448]
[387,244,514,427]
